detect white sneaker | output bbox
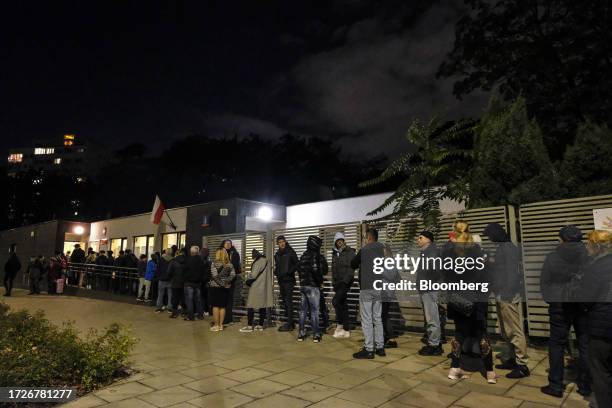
[448,367,468,380]
[210,325,220,332]
[239,326,254,333]
[254,325,264,331]
[340,329,351,338]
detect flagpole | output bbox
[164,209,178,231]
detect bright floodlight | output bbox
[257,206,273,221]
[73,225,85,235]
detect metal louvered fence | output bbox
[201,194,612,339]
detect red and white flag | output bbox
[150,195,165,224]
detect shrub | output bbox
[0,302,137,393]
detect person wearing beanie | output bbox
[331,232,356,338]
[240,248,273,332]
[483,223,529,379]
[416,230,444,356]
[540,225,591,398]
[274,235,299,331]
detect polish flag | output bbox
[150,195,165,224]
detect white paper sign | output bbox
[593,208,612,230]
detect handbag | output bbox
[447,292,474,317]
[246,260,268,287]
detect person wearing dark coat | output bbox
[69,244,86,264]
[274,235,299,331]
[539,225,591,398]
[483,222,529,379]
[47,253,63,295]
[167,248,187,318]
[155,252,173,312]
[3,246,21,296]
[221,239,241,325]
[27,256,44,295]
[296,235,328,343]
[580,230,612,408]
[183,246,206,321]
[444,221,495,384]
[331,232,356,338]
[416,230,444,356]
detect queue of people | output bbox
[2,222,611,405]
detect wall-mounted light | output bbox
[257,206,273,221]
[74,225,85,235]
[102,227,107,236]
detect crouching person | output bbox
[240,249,273,332]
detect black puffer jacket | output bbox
[580,253,612,339]
[274,244,299,283]
[298,235,328,287]
[332,245,356,289]
[483,223,522,300]
[168,255,186,289]
[540,242,588,303]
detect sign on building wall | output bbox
[593,208,612,230]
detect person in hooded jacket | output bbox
[539,225,591,398]
[221,239,241,325]
[274,235,299,331]
[331,232,356,338]
[168,248,187,318]
[3,245,21,297]
[580,230,612,408]
[483,222,530,379]
[297,235,328,343]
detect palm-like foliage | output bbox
[360,116,473,238]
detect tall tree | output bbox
[360,116,473,237]
[558,121,612,197]
[438,0,612,159]
[470,96,560,207]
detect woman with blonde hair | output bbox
[580,230,612,407]
[443,220,496,383]
[208,249,235,331]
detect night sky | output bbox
[1,0,487,158]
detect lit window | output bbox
[32,178,42,185]
[54,158,61,164]
[75,177,84,183]
[64,134,75,146]
[8,153,23,163]
[34,147,55,155]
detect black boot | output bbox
[353,348,375,359]
[506,364,530,378]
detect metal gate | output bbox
[519,194,612,337]
[203,231,268,320]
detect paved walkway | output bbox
[4,292,592,408]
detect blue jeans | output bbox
[421,291,441,346]
[299,286,320,336]
[360,290,384,351]
[184,285,203,320]
[156,280,172,309]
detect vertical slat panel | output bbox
[519,194,612,337]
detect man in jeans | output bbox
[297,235,328,343]
[351,228,385,359]
[416,231,444,356]
[155,251,173,312]
[274,236,299,331]
[183,246,207,321]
